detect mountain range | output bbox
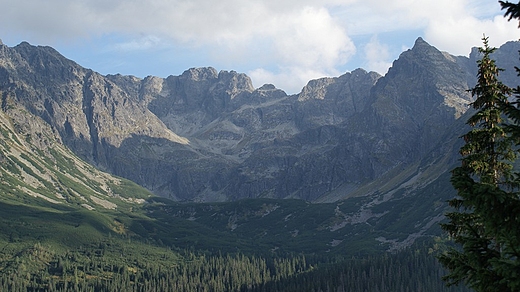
[0,37,520,255]
[4,37,520,204]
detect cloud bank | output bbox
[1,0,520,93]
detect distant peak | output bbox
[218,69,240,80]
[181,67,218,81]
[16,41,32,48]
[405,37,443,57]
[258,84,277,90]
[413,37,430,48]
[351,68,368,75]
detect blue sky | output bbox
[2,0,520,93]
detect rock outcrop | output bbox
[1,38,519,202]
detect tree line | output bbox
[0,240,468,292]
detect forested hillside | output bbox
[0,239,469,291]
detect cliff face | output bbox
[0,44,152,211]
[1,38,519,202]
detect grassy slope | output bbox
[0,105,185,276]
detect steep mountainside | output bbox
[0,80,152,212]
[1,38,519,203]
[0,37,509,291]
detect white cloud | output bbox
[249,66,339,94]
[2,0,520,92]
[363,36,392,75]
[242,6,355,93]
[111,36,164,52]
[425,15,520,55]
[362,0,520,55]
[270,7,355,68]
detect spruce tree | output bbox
[439,36,520,292]
[500,1,520,27]
[501,1,520,142]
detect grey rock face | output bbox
[1,38,519,202]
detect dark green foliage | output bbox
[501,1,520,149]
[0,186,463,291]
[439,36,520,291]
[139,193,451,257]
[253,242,470,292]
[501,1,520,27]
[0,240,468,292]
[462,37,514,183]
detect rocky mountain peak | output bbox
[380,37,472,119]
[181,67,218,81]
[258,84,277,91]
[469,46,481,59]
[298,69,378,102]
[351,68,370,77]
[1,39,519,203]
[215,69,255,98]
[412,37,428,49]
[390,37,453,75]
[408,37,451,61]
[298,76,337,101]
[254,83,286,97]
[14,41,72,64]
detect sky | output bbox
[1,0,520,94]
